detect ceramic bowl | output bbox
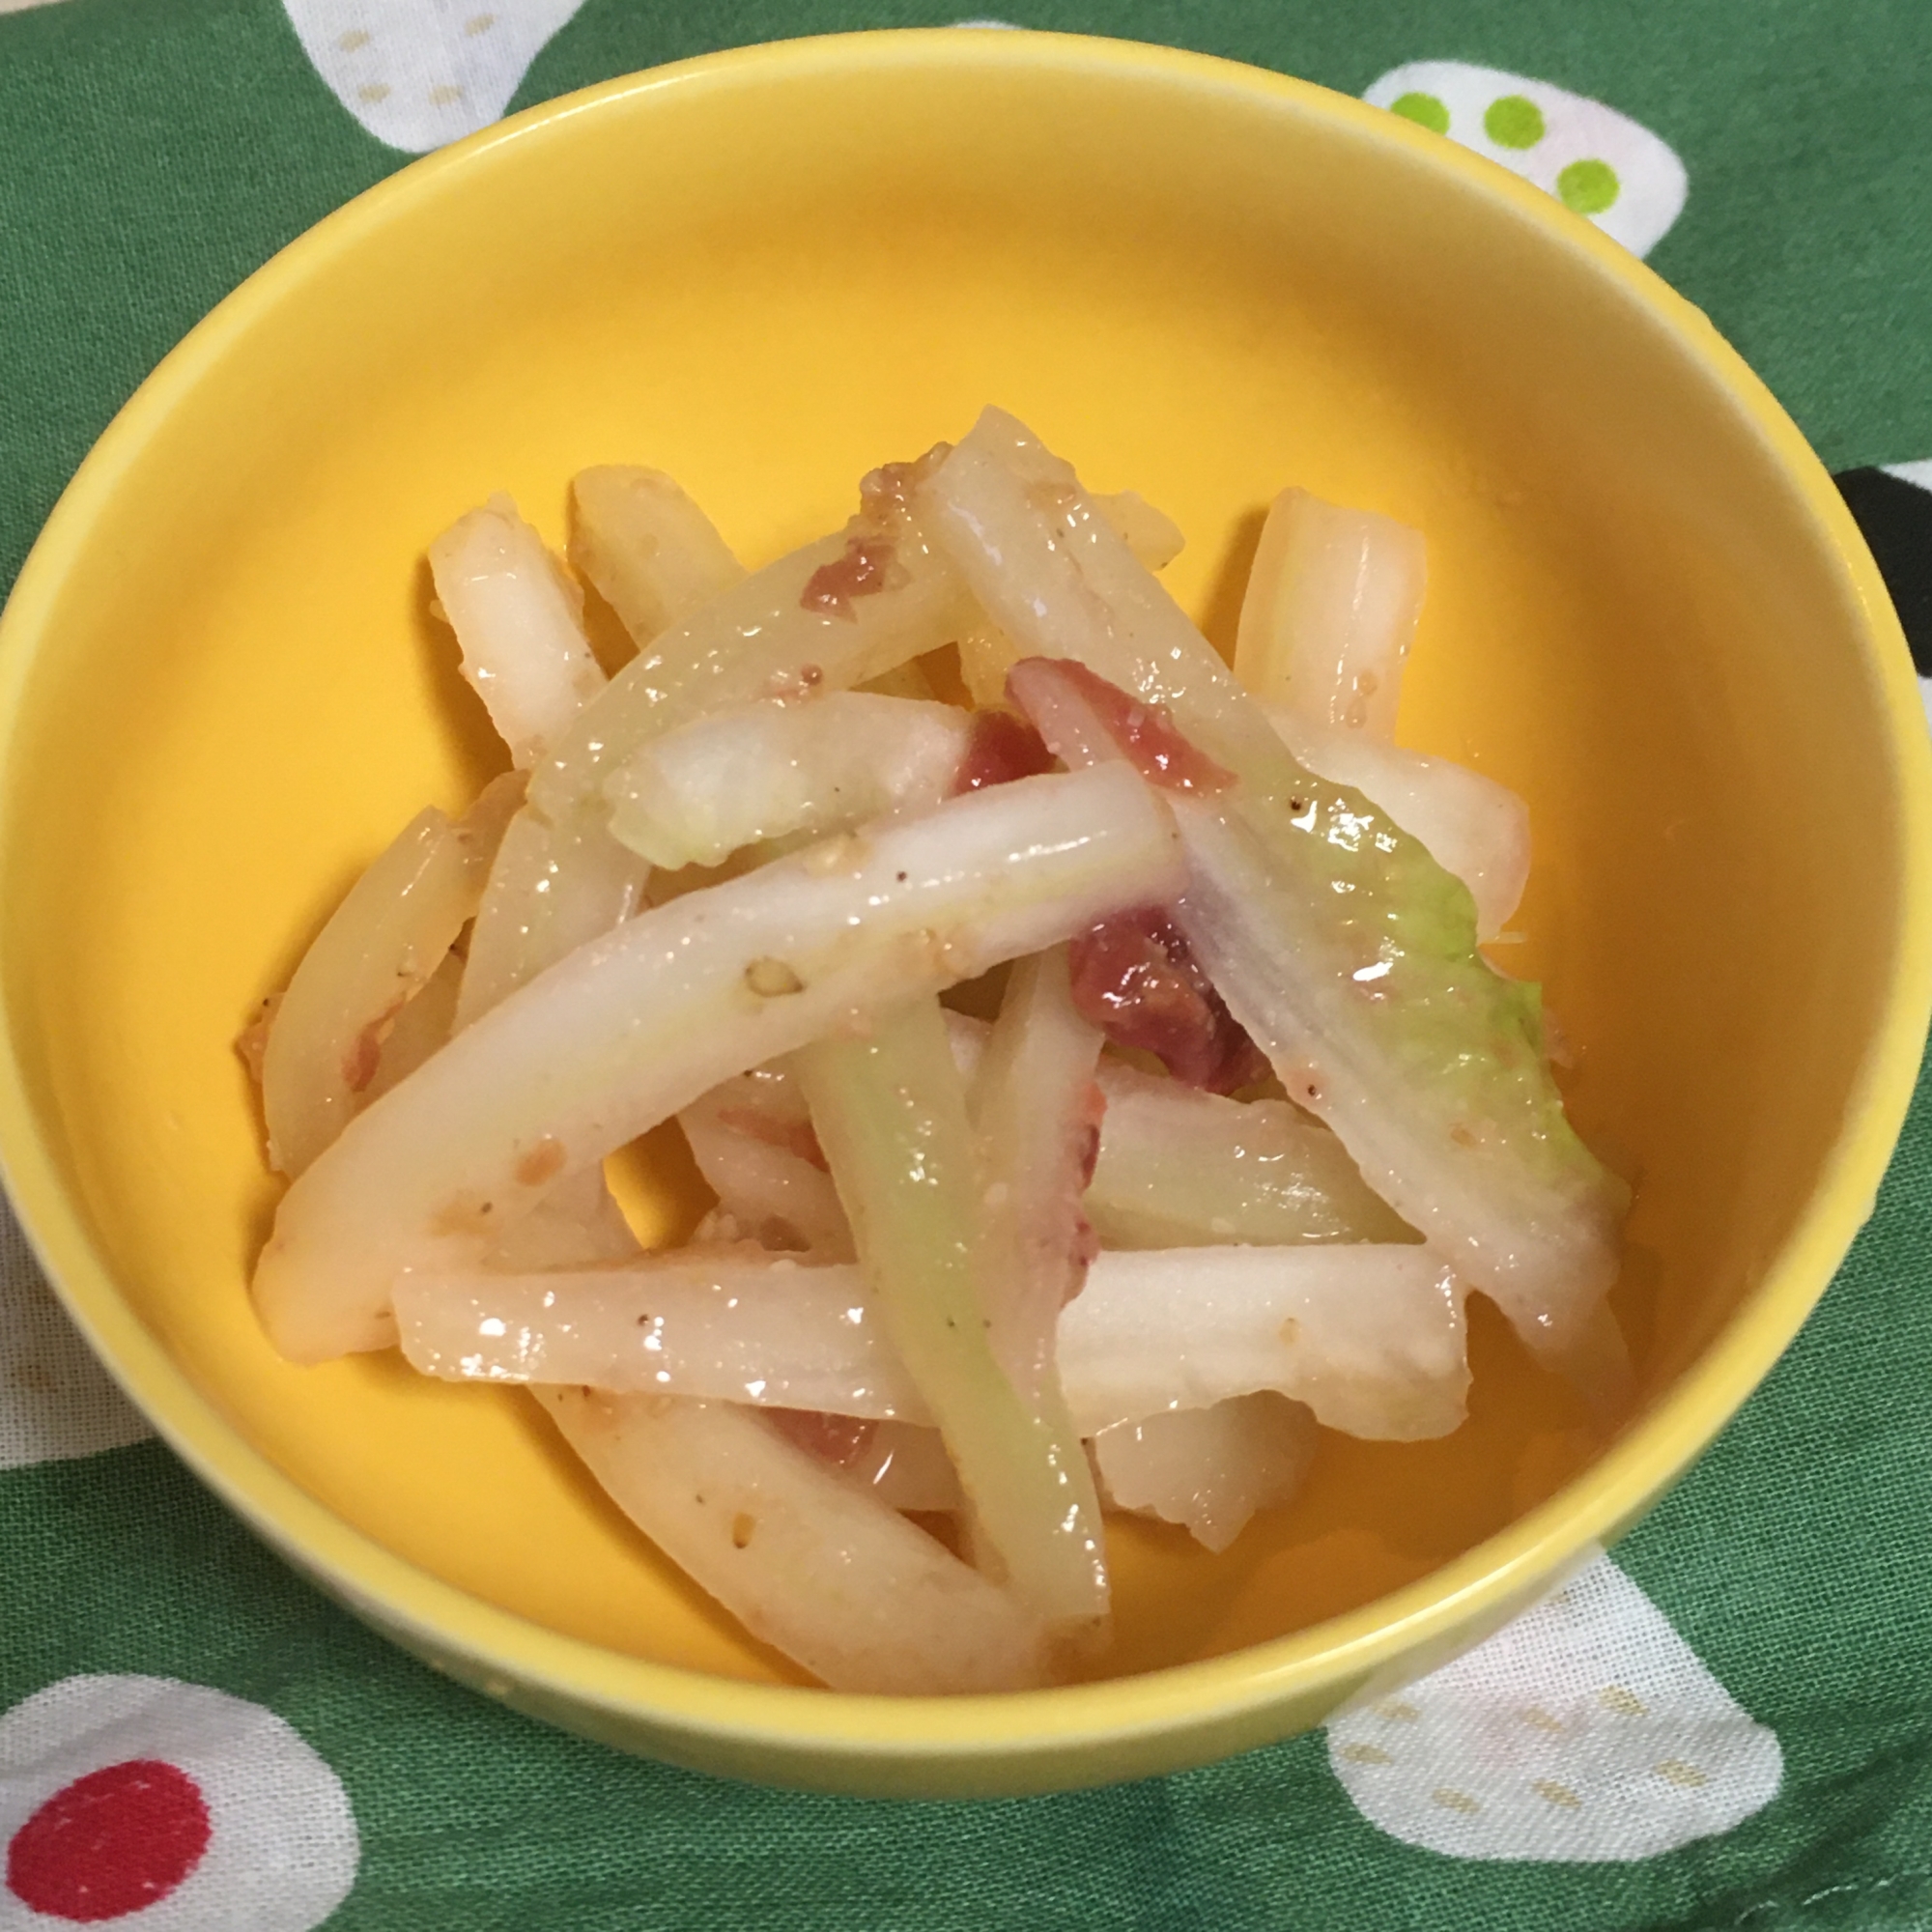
[0,30,1925,1797]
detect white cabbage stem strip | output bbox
[1079,1051,1416,1250]
[680,1112,852,1260]
[915,412,1296,782]
[677,1069,853,1261]
[968,946,1104,1406]
[531,514,975,823]
[1067,1244,1471,1441]
[568,466,748,649]
[423,514,653,1244]
[453,806,653,1030]
[1092,1392,1319,1553]
[537,1387,1046,1694]
[1233,488,1427,739]
[427,495,606,767]
[261,772,523,1177]
[405,1250,909,1411]
[796,998,1111,1637]
[357,950,464,1108]
[454,465,750,1031]
[252,764,1184,1363]
[393,1241,1472,1444]
[429,490,656,1034]
[952,489,1184,709]
[606,693,974,872]
[1093,490,1185,573]
[956,625,1021,711]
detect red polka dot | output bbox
[6,1759,210,1921]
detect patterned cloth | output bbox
[2,3,1929,1926]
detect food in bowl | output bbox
[240,406,1628,1694]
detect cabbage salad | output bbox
[242,410,1628,1693]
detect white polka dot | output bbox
[1362,62,1688,258]
[281,0,588,153]
[1327,1550,1782,1861]
[0,1677,358,1929]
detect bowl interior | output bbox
[0,36,1913,1698]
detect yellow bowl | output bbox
[1,29,1926,1798]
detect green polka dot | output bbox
[1557,157,1621,214]
[1389,91,1450,134]
[1483,94,1546,148]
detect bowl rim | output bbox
[1,25,1927,1780]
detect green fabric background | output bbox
[2,3,1929,1926]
